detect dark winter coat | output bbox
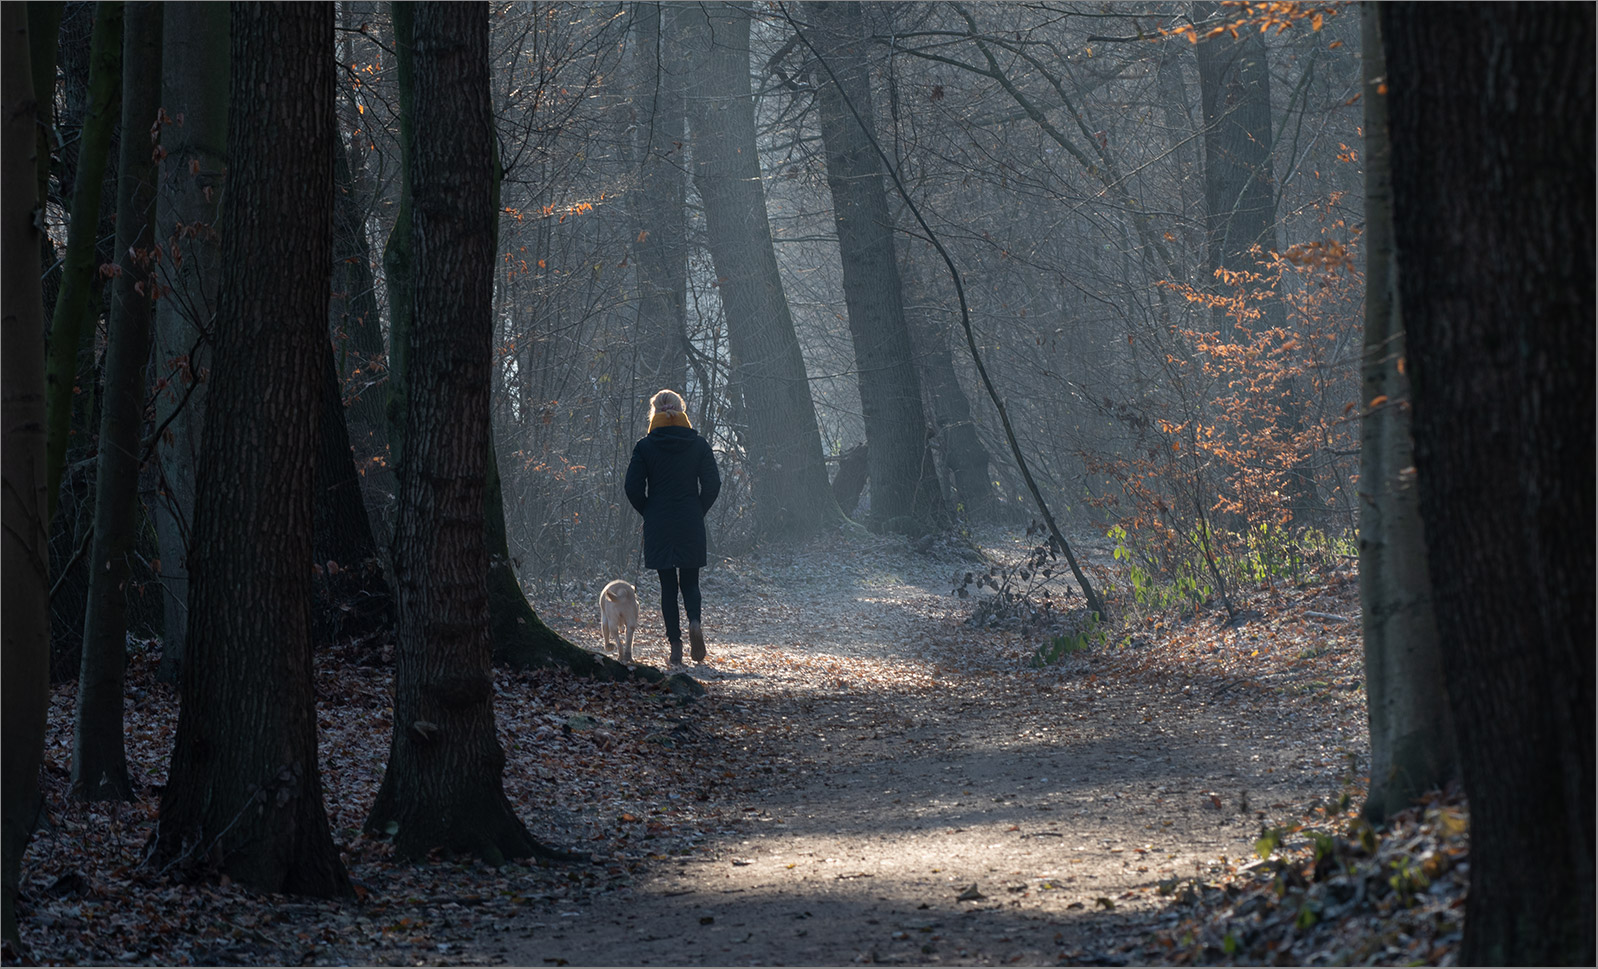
[624,426,721,569]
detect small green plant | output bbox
[1387,856,1430,906]
[1029,618,1103,667]
[1254,826,1284,861]
[1294,901,1319,930]
[1108,523,1213,613]
[1107,520,1354,618]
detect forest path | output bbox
[503,528,1362,967]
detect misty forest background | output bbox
[2,2,1591,967]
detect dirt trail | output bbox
[499,530,1362,967]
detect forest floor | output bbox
[10,524,1468,967]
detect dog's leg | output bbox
[621,618,634,664]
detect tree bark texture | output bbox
[44,0,120,524]
[1383,5,1594,964]
[1192,1,1278,292]
[682,1,839,541]
[331,107,394,543]
[73,0,162,803]
[150,0,228,683]
[365,1,541,864]
[804,0,945,531]
[28,2,63,214]
[1355,6,1455,825]
[153,2,350,897]
[381,1,416,486]
[311,340,394,655]
[3,3,52,948]
[627,1,689,396]
[896,239,998,521]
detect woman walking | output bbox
[625,390,721,664]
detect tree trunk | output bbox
[830,443,869,518]
[72,0,162,804]
[682,1,839,540]
[1192,0,1277,296]
[382,1,416,486]
[28,3,64,358]
[365,1,549,864]
[1155,31,1202,275]
[896,239,998,522]
[628,1,688,396]
[150,0,228,684]
[1383,5,1594,964]
[1356,6,1455,825]
[3,4,53,949]
[152,2,350,897]
[312,341,394,654]
[28,3,63,216]
[331,102,394,544]
[804,0,945,532]
[44,0,121,525]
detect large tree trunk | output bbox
[627,1,689,396]
[150,0,228,684]
[1383,5,1594,965]
[2,4,53,949]
[152,2,350,897]
[1356,6,1455,825]
[682,1,839,541]
[44,0,121,524]
[804,1,945,532]
[1191,0,1277,296]
[72,0,162,804]
[365,1,550,864]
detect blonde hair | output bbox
[647,389,692,432]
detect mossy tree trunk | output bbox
[149,0,228,684]
[3,4,53,950]
[1355,6,1455,825]
[72,0,162,804]
[44,0,121,525]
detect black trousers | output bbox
[656,567,701,644]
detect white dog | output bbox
[598,579,639,664]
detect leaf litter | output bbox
[9,525,1466,966]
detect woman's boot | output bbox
[669,639,683,665]
[688,621,706,663]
